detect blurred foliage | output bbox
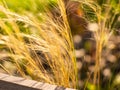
[0,0,55,13]
[86,83,97,90]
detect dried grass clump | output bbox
[0,0,77,88]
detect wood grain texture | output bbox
[0,73,76,90]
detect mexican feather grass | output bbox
[0,0,77,88]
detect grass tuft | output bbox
[0,0,77,88]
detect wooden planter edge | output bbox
[0,73,76,90]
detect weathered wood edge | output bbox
[0,73,76,90]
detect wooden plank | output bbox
[0,73,76,90]
[0,73,9,79]
[0,80,39,90]
[1,75,25,83]
[32,82,57,90]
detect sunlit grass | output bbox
[0,0,77,88]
